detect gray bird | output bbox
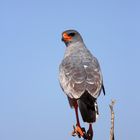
[59,30,105,140]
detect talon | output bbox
[75,125,84,137]
[81,127,87,139]
[72,125,87,139]
[72,125,76,137]
[71,125,82,138]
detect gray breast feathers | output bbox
[59,55,103,99]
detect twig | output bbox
[109,100,116,140]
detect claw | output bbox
[72,125,87,139]
[72,125,77,137]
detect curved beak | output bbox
[61,33,72,42]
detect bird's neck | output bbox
[64,42,86,58]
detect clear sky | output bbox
[0,0,140,140]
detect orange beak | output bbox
[62,32,72,42]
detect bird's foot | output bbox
[86,128,93,140]
[72,124,86,139]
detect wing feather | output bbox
[84,57,103,98]
[59,56,86,98]
[59,55,103,99]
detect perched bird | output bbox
[59,30,105,140]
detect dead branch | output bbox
[109,100,116,140]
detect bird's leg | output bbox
[72,102,86,138]
[86,123,93,140]
[74,102,80,127]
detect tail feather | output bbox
[77,91,99,123]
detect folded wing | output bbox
[59,56,103,99]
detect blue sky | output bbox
[0,0,140,140]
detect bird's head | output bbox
[61,30,83,46]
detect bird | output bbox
[59,29,105,140]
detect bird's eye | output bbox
[68,33,75,37]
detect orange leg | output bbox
[72,102,86,138]
[74,102,80,127]
[87,124,93,140]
